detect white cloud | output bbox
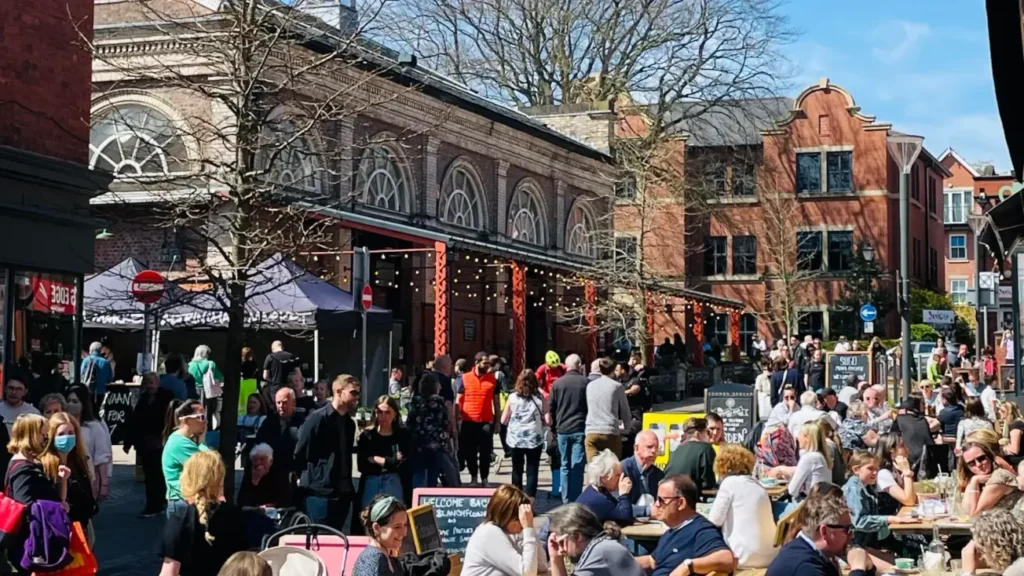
[871,20,931,65]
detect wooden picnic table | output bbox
[887,506,974,535]
[620,520,668,542]
[702,485,789,500]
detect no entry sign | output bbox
[361,284,373,311]
[131,270,166,304]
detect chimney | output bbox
[300,0,358,34]
[983,164,996,176]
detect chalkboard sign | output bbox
[720,363,756,384]
[412,488,494,555]
[408,504,443,553]
[704,383,756,444]
[826,352,871,389]
[99,384,140,445]
[685,366,713,396]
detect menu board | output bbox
[685,366,714,394]
[407,504,443,553]
[99,384,140,445]
[719,363,756,384]
[412,488,495,556]
[704,383,757,444]
[827,352,871,388]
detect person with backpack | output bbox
[188,346,223,429]
[79,342,113,406]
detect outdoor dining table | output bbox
[702,485,789,500]
[887,506,974,535]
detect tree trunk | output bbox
[218,284,246,502]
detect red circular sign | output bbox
[361,284,373,311]
[131,270,166,304]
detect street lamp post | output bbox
[888,134,924,401]
[860,242,875,338]
[967,192,992,359]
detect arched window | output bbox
[89,105,188,176]
[356,144,411,213]
[507,182,547,246]
[565,201,597,257]
[263,119,319,193]
[439,160,485,230]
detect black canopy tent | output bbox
[83,255,393,401]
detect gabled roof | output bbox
[655,97,793,147]
[938,147,981,178]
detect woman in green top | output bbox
[188,344,224,429]
[162,399,209,518]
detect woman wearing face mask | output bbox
[547,503,643,576]
[65,385,111,501]
[41,412,97,540]
[5,414,61,575]
[352,494,410,576]
[162,400,209,518]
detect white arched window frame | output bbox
[439,159,486,231]
[355,141,412,213]
[565,200,598,258]
[507,181,547,246]
[261,118,321,195]
[89,102,190,177]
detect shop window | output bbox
[798,311,824,340]
[710,314,729,346]
[11,271,80,382]
[704,237,727,275]
[740,313,757,356]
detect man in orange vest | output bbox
[457,351,501,487]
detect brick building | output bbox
[938,148,1016,346]
[86,0,733,383]
[534,78,952,352]
[0,0,112,381]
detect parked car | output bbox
[911,340,958,380]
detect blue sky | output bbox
[781,0,1009,171]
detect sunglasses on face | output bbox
[965,454,990,468]
[825,523,853,534]
[654,496,681,507]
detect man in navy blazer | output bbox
[619,430,663,517]
[766,484,877,576]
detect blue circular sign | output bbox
[859,303,877,322]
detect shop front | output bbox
[0,146,112,389]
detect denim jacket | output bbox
[842,476,890,546]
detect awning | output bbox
[986,0,1024,179]
[979,190,1024,259]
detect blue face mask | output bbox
[54,435,76,454]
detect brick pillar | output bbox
[691,302,705,367]
[425,136,440,217]
[496,160,509,236]
[512,261,527,376]
[555,180,566,250]
[433,241,449,357]
[729,310,741,363]
[585,282,597,363]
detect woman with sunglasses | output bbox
[959,429,1021,516]
[162,400,209,518]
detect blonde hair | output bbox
[40,413,92,483]
[218,551,272,576]
[180,451,226,544]
[972,509,1024,570]
[800,420,833,470]
[7,414,46,458]
[848,450,879,472]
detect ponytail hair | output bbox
[163,399,202,441]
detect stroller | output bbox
[260,524,348,576]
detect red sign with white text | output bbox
[31,278,77,315]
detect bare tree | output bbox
[84,0,433,496]
[758,188,821,338]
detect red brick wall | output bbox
[0,0,94,162]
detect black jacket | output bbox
[293,405,355,498]
[548,371,589,434]
[125,387,174,452]
[254,410,306,482]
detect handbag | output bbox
[0,460,29,549]
[203,365,224,399]
[32,522,96,576]
[399,550,451,576]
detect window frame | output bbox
[796,231,823,271]
[796,152,822,194]
[825,151,853,193]
[732,235,757,275]
[911,166,920,201]
[704,236,728,276]
[798,311,824,340]
[949,234,968,260]
[796,149,855,195]
[740,314,757,356]
[614,235,638,274]
[944,189,972,224]
[950,278,969,305]
[826,230,854,272]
